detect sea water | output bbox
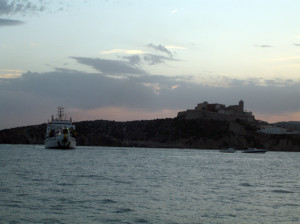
[0,144,299,224]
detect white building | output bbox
[258,126,300,134]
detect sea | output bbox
[0,145,299,224]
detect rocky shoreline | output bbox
[0,118,300,151]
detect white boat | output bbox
[220,147,236,153]
[242,148,267,153]
[44,107,76,149]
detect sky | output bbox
[1,0,300,130]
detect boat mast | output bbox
[57,106,65,120]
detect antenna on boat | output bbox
[57,106,65,120]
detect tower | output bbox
[239,100,244,112]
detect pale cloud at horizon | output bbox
[0,69,23,78]
[256,111,300,124]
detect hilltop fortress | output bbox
[177,100,255,122]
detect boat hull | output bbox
[44,135,76,149]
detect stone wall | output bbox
[177,109,255,122]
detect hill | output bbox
[0,118,300,151]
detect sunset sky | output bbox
[1,0,300,129]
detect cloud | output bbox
[257,45,272,48]
[0,18,23,26]
[100,44,181,66]
[143,54,179,65]
[1,63,300,129]
[147,43,173,58]
[293,44,300,47]
[122,55,142,65]
[165,45,186,50]
[1,56,300,129]
[122,54,180,66]
[101,49,147,54]
[0,69,23,78]
[0,0,47,16]
[267,56,300,62]
[0,0,65,27]
[71,57,146,76]
[122,54,179,66]
[0,68,180,117]
[171,9,178,14]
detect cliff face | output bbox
[75,119,231,148]
[0,119,299,151]
[0,124,47,144]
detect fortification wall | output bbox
[177,110,255,122]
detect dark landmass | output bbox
[0,118,300,151]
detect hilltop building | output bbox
[177,100,255,122]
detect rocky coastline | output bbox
[0,118,299,152]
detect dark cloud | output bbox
[122,54,179,66]
[0,0,47,16]
[0,68,178,116]
[1,56,300,129]
[71,57,146,76]
[293,44,300,47]
[0,18,23,26]
[122,55,142,65]
[147,43,173,58]
[1,66,300,118]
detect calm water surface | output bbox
[0,144,299,224]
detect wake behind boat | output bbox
[220,147,236,153]
[44,107,76,149]
[242,148,267,153]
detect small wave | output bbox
[240,183,253,187]
[6,203,22,208]
[114,180,132,184]
[39,218,64,224]
[102,199,117,204]
[57,182,74,186]
[34,145,44,149]
[272,189,294,194]
[0,188,12,193]
[77,174,105,180]
[16,193,28,197]
[32,178,50,182]
[283,203,299,207]
[104,218,123,223]
[49,188,63,193]
[114,208,133,213]
[135,218,149,223]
